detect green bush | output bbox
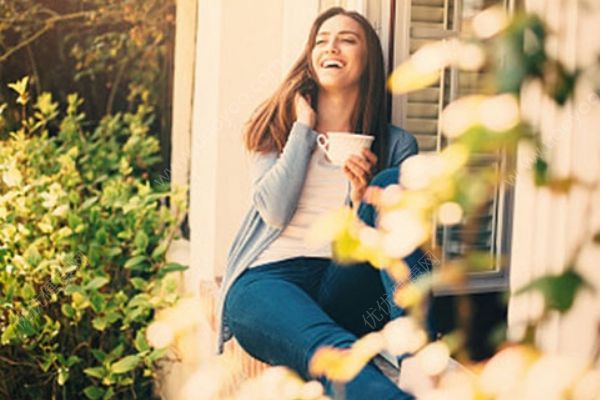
[0,78,187,399]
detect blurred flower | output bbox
[441,96,486,138]
[414,341,451,376]
[382,317,428,356]
[146,320,175,348]
[400,154,443,190]
[472,6,508,39]
[437,202,464,225]
[457,42,486,71]
[358,226,380,247]
[480,94,520,132]
[522,354,587,400]
[479,345,538,397]
[437,369,476,400]
[393,283,424,309]
[572,368,600,400]
[380,184,404,207]
[381,209,428,258]
[306,207,353,248]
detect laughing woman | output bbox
[217,7,431,400]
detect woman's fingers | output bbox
[361,149,378,169]
[294,93,316,128]
[344,158,369,186]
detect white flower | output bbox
[480,94,520,132]
[437,202,463,225]
[415,341,451,376]
[382,317,428,356]
[146,321,174,348]
[441,96,486,138]
[472,6,508,39]
[400,154,444,190]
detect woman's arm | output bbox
[250,122,317,228]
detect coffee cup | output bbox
[316,132,374,166]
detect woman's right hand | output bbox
[294,93,316,129]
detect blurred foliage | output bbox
[0,0,175,172]
[309,6,600,398]
[0,78,187,399]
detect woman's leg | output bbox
[319,167,435,343]
[224,258,411,400]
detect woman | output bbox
[218,7,429,399]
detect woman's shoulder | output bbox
[386,124,419,167]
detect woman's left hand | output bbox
[343,148,378,208]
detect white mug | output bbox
[316,132,375,166]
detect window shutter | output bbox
[395,0,511,293]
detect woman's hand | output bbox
[343,148,378,207]
[294,93,316,129]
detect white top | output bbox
[249,146,348,268]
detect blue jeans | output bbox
[223,168,431,400]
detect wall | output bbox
[509,0,600,359]
[189,0,319,281]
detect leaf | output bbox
[124,255,147,269]
[85,276,109,291]
[83,385,105,400]
[593,231,600,244]
[84,367,106,379]
[57,367,69,385]
[61,303,76,318]
[110,355,140,374]
[134,230,149,252]
[130,277,147,290]
[91,349,106,363]
[516,269,589,313]
[135,330,150,352]
[158,262,188,278]
[147,347,169,363]
[534,156,549,186]
[8,77,29,99]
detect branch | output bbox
[0,8,121,63]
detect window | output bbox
[392,0,515,294]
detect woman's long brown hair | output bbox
[244,7,388,171]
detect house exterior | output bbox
[164,0,600,397]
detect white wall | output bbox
[509,0,600,359]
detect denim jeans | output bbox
[223,167,431,400]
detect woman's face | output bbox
[311,15,367,92]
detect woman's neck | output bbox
[315,87,359,133]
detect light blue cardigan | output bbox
[216,122,418,353]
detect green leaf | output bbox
[91,349,106,363]
[130,277,147,290]
[134,330,150,352]
[534,156,549,186]
[92,317,107,331]
[110,355,140,374]
[516,269,589,313]
[102,387,114,400]
[57,367,69,385]
[158,262,188,278]
[151,240,169,260]
[147,347,169,363]
[83,385,105,400]
[134,230,149,252]
[85,277,109,291]
[8,76,29,96]
[61,303,76,318]
[84,367,106,379]
[124,255,147,269]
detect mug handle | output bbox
[316,134,330,159]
